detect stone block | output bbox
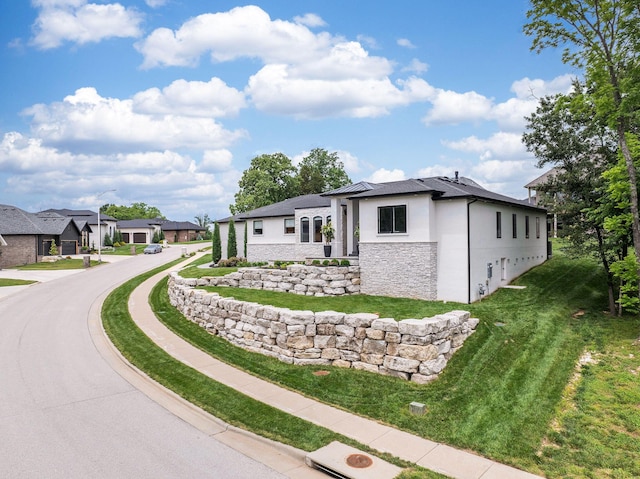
[359,353,385,365]
[332,359,352,368]
[398,344,439,362]
[286,336,314,350]
[315,311,345,324]
[385,332,401,343]
[335,325,355,337]
[419,356,448,375]
[371,317,398,332]
[321,348,341,360]
[398,318,430,336]
[362,338,387,355]
[411,374,437,385]
[314,335,336,349]
[365,328,385,340]
[383,356,420,373]
[339,350,361,362]
[316,324,336,335]
[344,313,378,328]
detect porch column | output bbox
[330,197,343,257]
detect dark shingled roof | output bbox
[347,177,544,211]
[42,208,118,224]
[217,194,332,223]
[0,204,80,235]
[117,218,164,229]
[159,220,206,231]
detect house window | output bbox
[284,218,295,234]
[525,216,530,239]
[512,214,517,238]
[536,217,541,239]
[496,212,502,238]
[300,217,309,242]
[313,216,323,242]
[253,220,263,235]
[378,205,407,234]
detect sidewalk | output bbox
[126,258,545,479]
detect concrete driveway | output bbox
[0,246,287,478]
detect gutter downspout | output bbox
[467,198,478,304]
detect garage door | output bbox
[133,233,146,243]
[61,241,77,255]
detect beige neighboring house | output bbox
[524,168,561,238]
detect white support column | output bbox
[330,197,343,258]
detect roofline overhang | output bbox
[433,194,547,213]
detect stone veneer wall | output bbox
[192,263,361,296]
[168,273,479,383]
[247,243,297,263]
[359,242,438,300]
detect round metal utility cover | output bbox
[346,453,373,468]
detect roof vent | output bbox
[454,171,459,182]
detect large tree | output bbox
[523,87,622,313]
[525,0,640,299]
[230,153,298,214]
[295,148,352,195]
[101,202,164,220]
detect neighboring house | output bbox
[158,220,207,243]
[217,194,341,261]
[0,204,84,267]
[117,219,163,244]
[217,174,548,303]
[524,168,561,238]
[42,208,118,249]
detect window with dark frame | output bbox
[496,211,502,238]
[536,217,540,238]
[284,218,295,234]
[300,217,309,242]
[378,205,407,234]
[512,213,517,238]
[525,215,530,239]
[253,220,263,235]
[313,216,322,242]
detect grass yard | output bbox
[0,278,36,286]
[16,258,101,269]
[102,259,445,479]
[151,250,640,478]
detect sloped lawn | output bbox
[152,251,640,477]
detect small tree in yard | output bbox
[227,219,237,259]
[103,232,113,247]
[212,222,221,264]
[49,239,58,256]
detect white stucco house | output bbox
[217,175,548,303]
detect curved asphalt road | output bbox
[0,247,286,479]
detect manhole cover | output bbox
[346,453,373,468]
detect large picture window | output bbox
[313,216,323,242]
[378,205,407,234]
[300,217,309,242]
[284,218,295,234]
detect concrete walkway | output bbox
[126,257,545,479]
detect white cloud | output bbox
[136,5,333,68]
[402,58,428,74]
[422,89,493,125]
[397,38,415,49]
[30,0,143,49]
[145,0,167,7]
[293,13,326,27]
[336,150,363,174]
[201,149,233,171]
[365,168,406,183]
[132,77,247,118]
[0,131,241,219]
[23,87,247,153]
[247,66,432,119]
[443,131,527,160]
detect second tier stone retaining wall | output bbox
[169,273,479,383]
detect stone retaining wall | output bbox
[190,263,361,296]
[168,273,479,383]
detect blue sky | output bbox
[0,1,575,221]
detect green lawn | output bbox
[15,258,101,269]
[153,251,640,478]
[0,278,36,287]
[102,259,445,479]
